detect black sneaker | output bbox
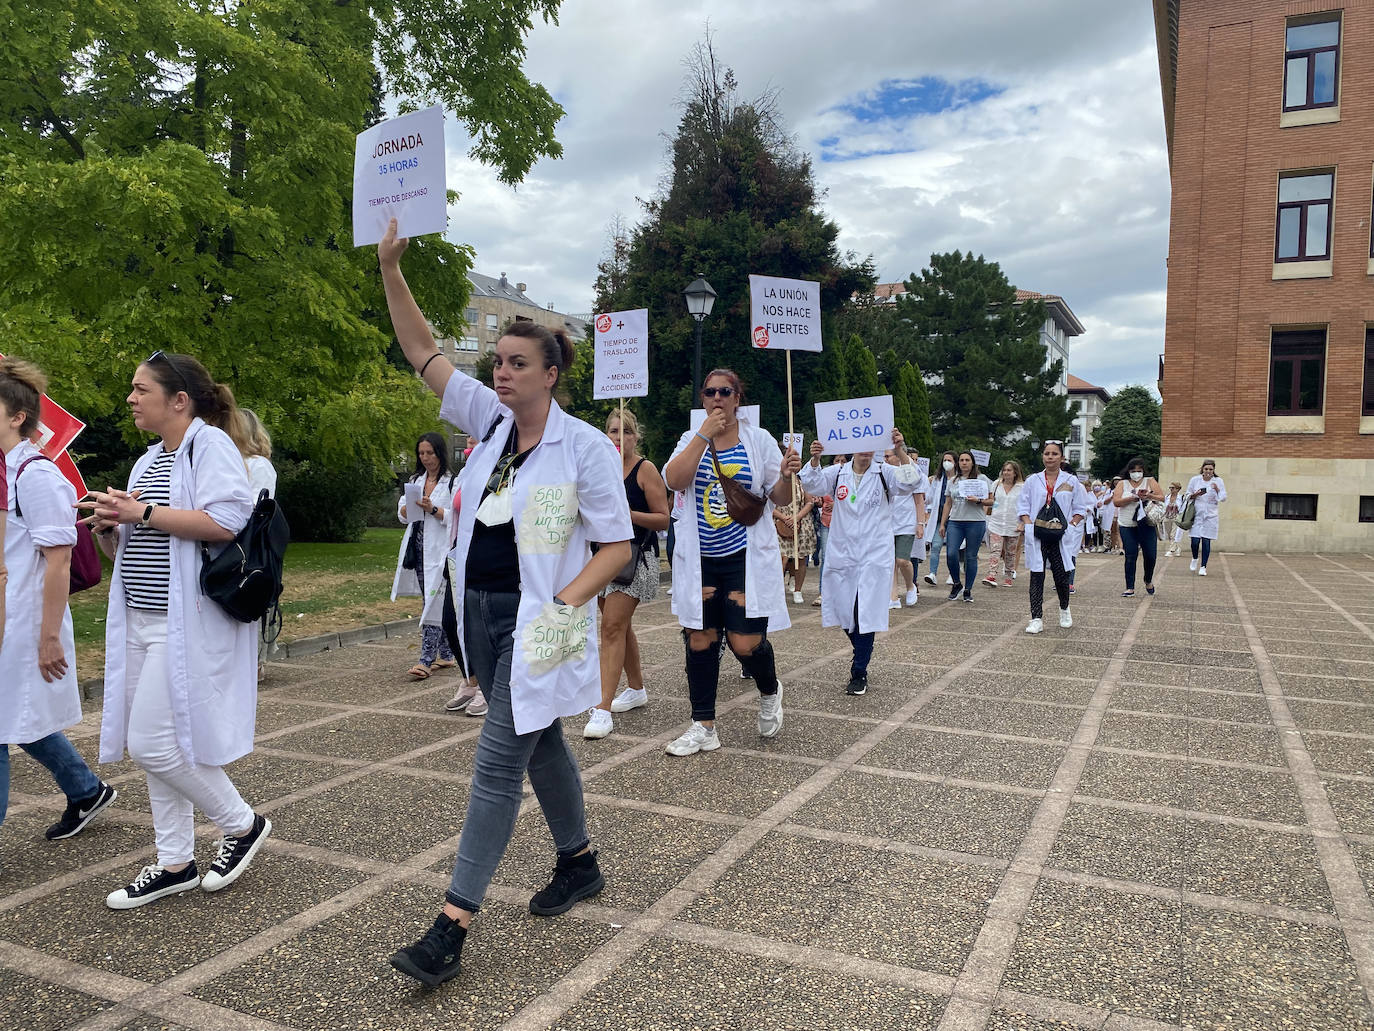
[46,782,118,840]
[947,584,962,601]
[201,813,272,892]
[963,591,973,603]
[529,849,604,916]
[106,862,200,910]
[390,913,467,987]
[845,672,868,696]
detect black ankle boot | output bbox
[530,849,604,916]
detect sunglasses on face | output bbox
[147,350,193,397]
[701,386,735,398]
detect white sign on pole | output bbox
[592,309,649,399]
[781,432,804,454]
[353,104,447,247]
[748,275,822,353]
[813,395,894,455]
[971,449,991,469]
[691,406,761,432]
[915,456,930,477]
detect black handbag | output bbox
[402,525,423,570]
[1033,495,1068,543]
[595,530,649,587]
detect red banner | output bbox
[0,353,90,497]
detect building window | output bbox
[1275,171,1333,262]
[485,313,499,332]
[465,308,478,324]
[1360,497,1374,523]
[1269,329,1325,416]
[1067,448,1081,466]
[1365,329,1374,416]
[1069,424,1082,444]
[1283,18,1340,112]
[1265,493,1318,521]
[459,336,479,352]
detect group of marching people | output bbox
[2,215,1214,994]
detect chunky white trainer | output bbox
[1198,566,1207,576]
[904,587,919,605]
[610,687,648,712]
[758,690,783,738]
[665,722,720,756]
[583,708,613,739]
[1189,558,1198,572]
[1025,618,1044,635]
[1059,608,1073,628]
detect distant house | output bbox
[1066,374,1112,472]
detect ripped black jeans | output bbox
[683,549,778,722]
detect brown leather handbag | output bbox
[709,441,767,526]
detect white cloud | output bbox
[438,0,1169,388]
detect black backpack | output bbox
[188,436,290,638]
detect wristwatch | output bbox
[139,503,157,527]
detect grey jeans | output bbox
[445,589,590,912]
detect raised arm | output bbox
[378,218,455,399]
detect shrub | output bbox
[276,460,391,543]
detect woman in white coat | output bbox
[392,432,457,678]
[237,408,278,677]
[662,369,802,756]
[1016,440,1091,634]
[1,359,118,853]
[378,219,633,988]
[81,351,268,910]
[801,433,921,696]
[1186,459,1227,575]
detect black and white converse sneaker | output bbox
[46,782,119,840]
[201,813,272,892]
[106,862,200,910]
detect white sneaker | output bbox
[945,575,955,585]
[758,690,783,738]
[583,708,614,739]
[1025,618,1044,635]
[666,722,720,756]
[666,586,673,596]
[610,687,648,712]
[889,599,901,610]
[793,590,804,604]
[466,694,489,717]
[1198,566,1207,576]
[923,572,936,586]
[905,587,919,605]
[1012,570,1017,579]
[1189,558,1198,571]
[1059,608,1073,628]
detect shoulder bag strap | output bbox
[12,453,50,519]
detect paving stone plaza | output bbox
[2,550,1373,1031]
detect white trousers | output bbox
[124,608,254,866]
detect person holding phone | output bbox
[1186,460,1227,575]
[1113,457,1164,597]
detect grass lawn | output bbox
[70,527,419,679]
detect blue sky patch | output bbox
[821,76,1005,161]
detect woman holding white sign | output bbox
[662,369,801,756]
[937,452,994,603]
[377,219,633,988]
[1017,440,1091,633]
[802,434,921,695]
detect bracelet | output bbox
[418,351,443,377]
[695,432,711,445]
[553,595,569,607]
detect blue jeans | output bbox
[446,589,590,913]
[0,733,101,831]
[1119,523,1157,590]
[846,598,874,674]
[928,529,945,576]
[945,520,987,589]
[1190,536,1212,565]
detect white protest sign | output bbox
[749,275,822,352]
[782,432,804,454]
[957,478,990,501]
[971,449,991,469]
[691,406,761,432]
[916,456,930,477]
[592,309,649,398]
[353,104,447,247]
[403,482,424,523]
[814,395,894,455]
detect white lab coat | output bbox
[1186,475,1227,540]
[1017,470,1093,573]
[1,440,79,745]
[668,422,790,632]
[439,373,632,736]
[100,420,257,766]
[245,455,277,499]
[923,474,957,546]
[801,459,922,634]
[391,472,456,626]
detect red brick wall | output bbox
[1162,0,1374,460]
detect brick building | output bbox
[1154,0,1374,551]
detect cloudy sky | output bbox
[441,0,1170,393]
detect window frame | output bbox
[1360,496,1374,523]
[1282,16,1341,113]
[1264,493,1319,521]
[1363,329,1374,417]
[1274,170,1334,263]
[1268,328,1327,417]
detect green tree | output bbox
[894,361,935,458]
[0,0,565,483]
[844,334,882,399]
[1089,385,1160,479]
[593,36,873,460]
[896,251,1071,461]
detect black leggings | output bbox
[683,550,778,722]
[1029,542,1071,618]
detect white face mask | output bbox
[1129,471,1143,483]
[942,460,955,472]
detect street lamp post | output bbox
[683,276,717,393]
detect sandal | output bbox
[1146,584,1155,595]
[431,658,457,669]
[407,664,433,680]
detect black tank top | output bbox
[622,457,657,554]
